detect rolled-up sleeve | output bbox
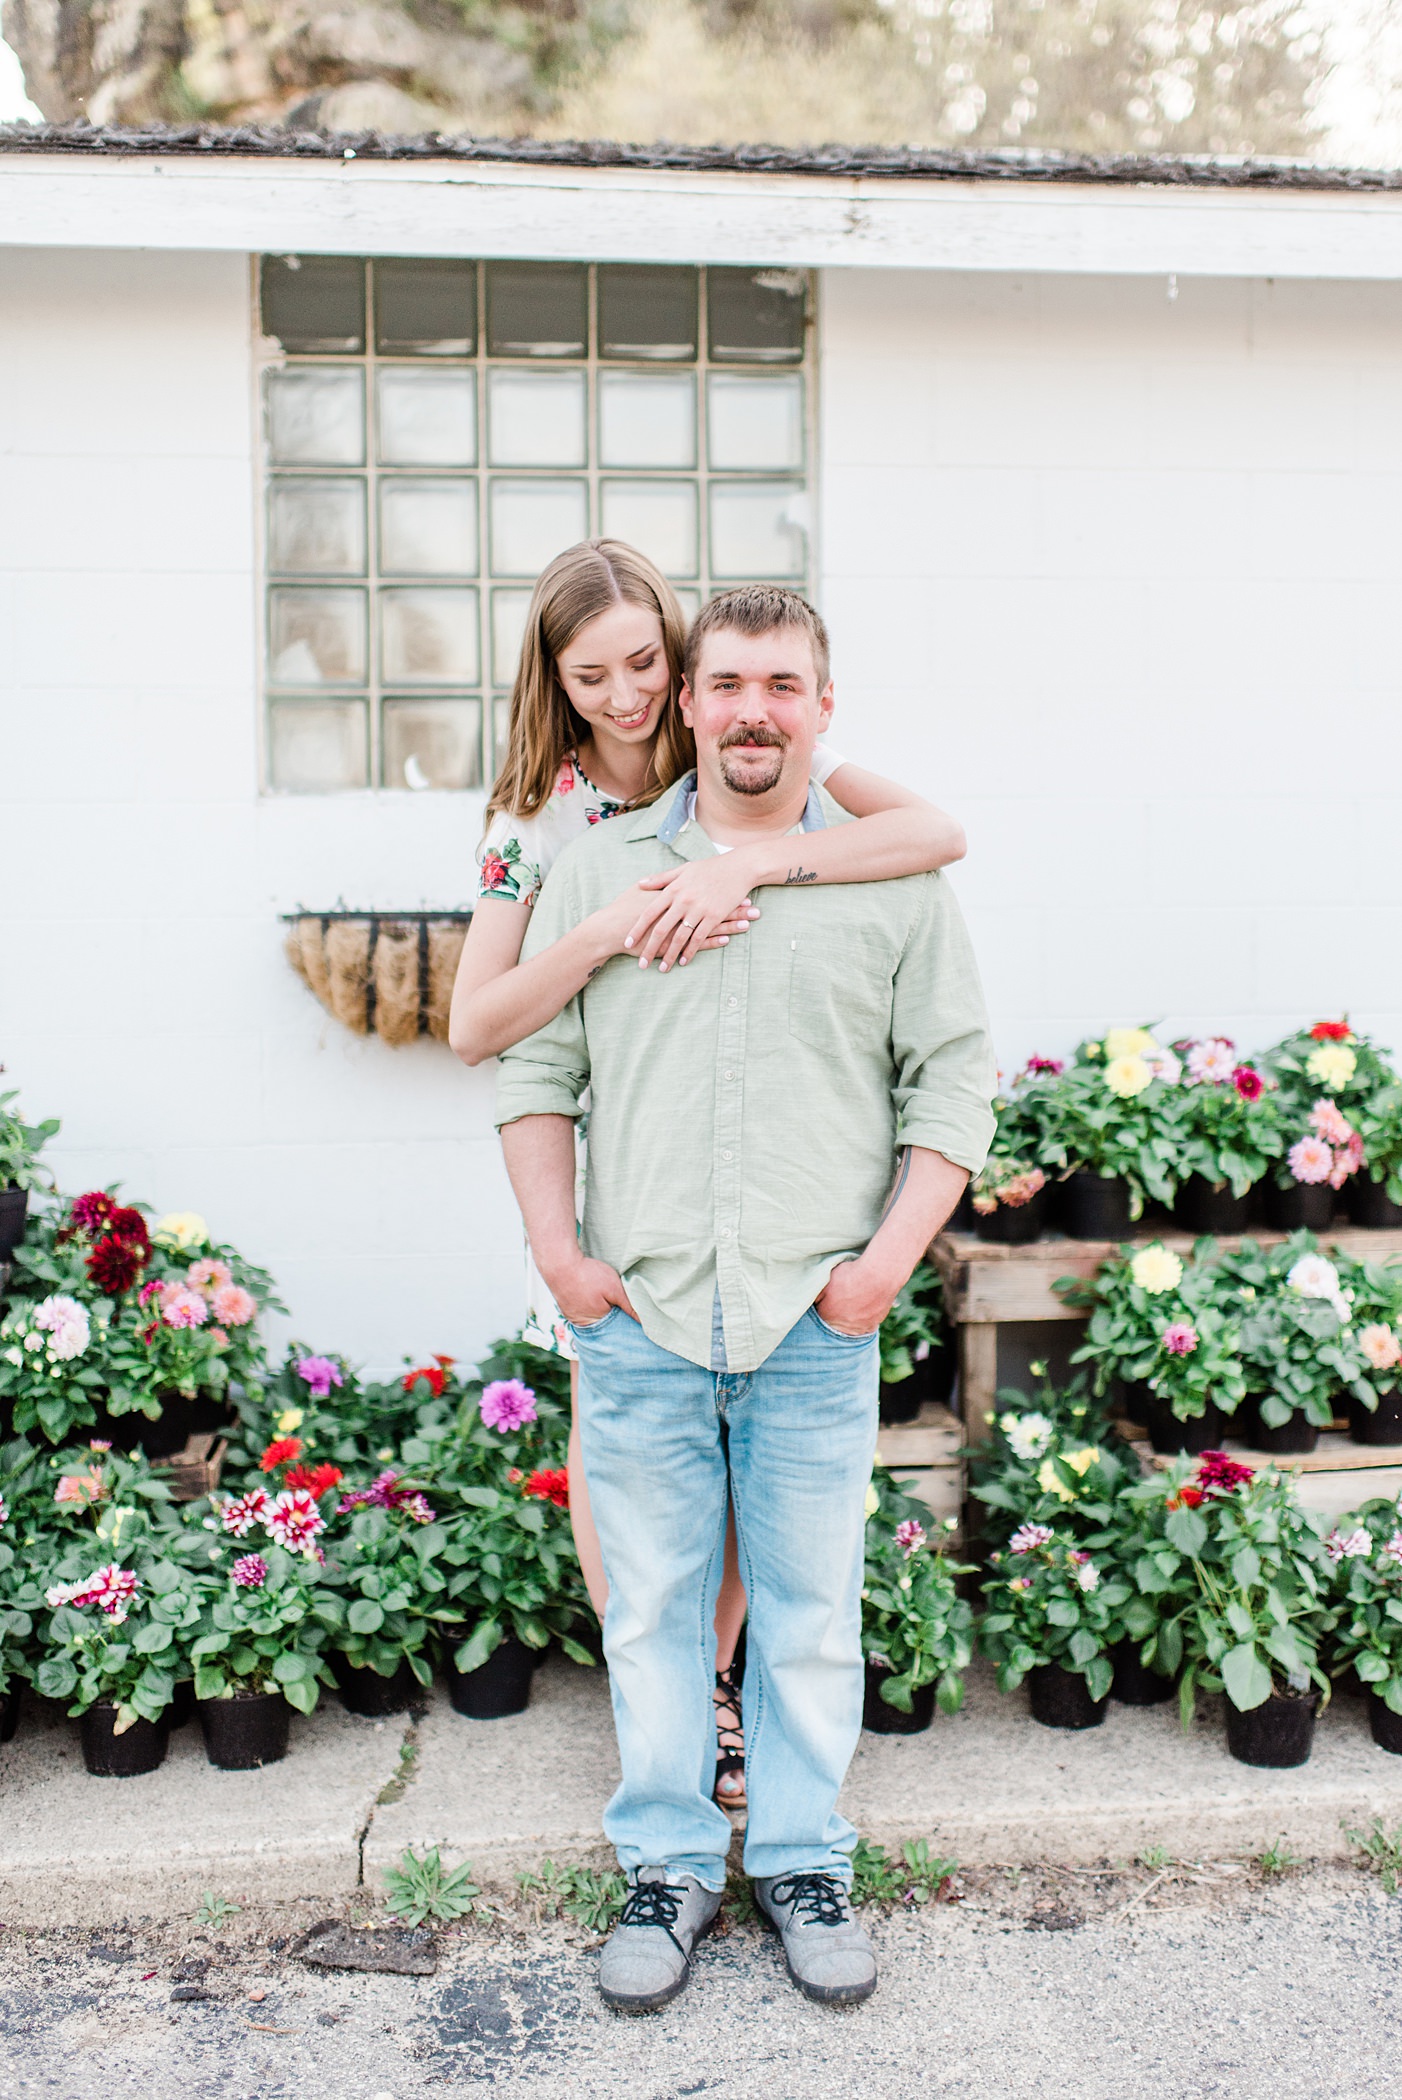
[494,862,592,1129]
[889,874,997,1173]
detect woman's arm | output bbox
[624,765,967,972]
[449,884,757,1066]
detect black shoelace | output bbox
[619,1879,690,1955]
[769,1873,850,1927]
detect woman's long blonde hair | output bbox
[484,539,695,826]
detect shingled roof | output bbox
[2,119,1400,190]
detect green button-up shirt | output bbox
[496,775,996,1374]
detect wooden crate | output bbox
[875,1403,963,1534]
[929,1224,1402,1450]
[152,1433,227,1502]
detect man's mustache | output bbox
[718,725,788,751]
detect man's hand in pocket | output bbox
[543,1254,639,1327]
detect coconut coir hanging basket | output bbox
[283,910,472,1047]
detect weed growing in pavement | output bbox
[1254,1839,1303,1878]
[1138,1845,1172,1870]
[516,1859,627,1934]
[721,1871,756,1927]
[383,1846,481,1926]
[852,1838,958,1908]
[194,1892,241,1928]
[1346,1818,1402,1894]
[375,1727,420,1807]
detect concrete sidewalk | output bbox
[5,1656,1402,1926]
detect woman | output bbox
[450,539,966,1807]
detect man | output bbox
[496,586,995,2014]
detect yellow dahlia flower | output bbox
[1104,1027,1157,1060]
[1131,1245,1184,1295]
[1105,1055,1153,1098]
[1036,1457,1076,1503]
[1306,1044,1356,1091]
[1063,1447,1102,1476]
[865,1482,880,1518]
[276,1408,305,1434]
[154,1211,209,1249]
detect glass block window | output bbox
[258,257,812,793]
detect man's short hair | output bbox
[684,585,830,691]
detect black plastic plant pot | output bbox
[169,1677,196,1730]
[878,1372,926,1425]
[1133,1388,1226,1458]
[199,1689,291,1770]
[1027,1662,1107,1731]
[1225,1688,1317,1769]
[974,1187,1049,1245]
[862,1662,936,1735]
[1109,1640,1174,1707]
[1173,1175,1252,1236]
[946,1191,977,1235]
[1368,1691,1402,1756]
[79,1702,169,1777]
[1246,1404,1320,1456]
[0,1685,20,1744]
[1262,1181,1335,1231]
[0,1186,28,1261]
[133,1391,236,1461]
[335,1656,416,1717]
[446,1634,535,1720]
[1057,1172,1132,1242]
[1350,1391,1402,1447]
[1346,1178,1402,1230]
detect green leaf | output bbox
[1221,1643,1273,1713]
[347,1599,385,1635]
[1165,1506,1208,1556]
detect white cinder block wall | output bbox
[3,248,1401,1365]
[0,246,516,1367]
[819,267,1402,1077]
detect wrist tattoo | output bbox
[784,866,818,885]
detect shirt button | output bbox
[719,1226,732,1238]
[727,996,738,1009]
[721,1149,733,1162]
[723,1070,735,1081]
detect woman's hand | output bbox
[579,873,755,970]
[622,853,767,973]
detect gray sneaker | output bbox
[598,1868,723,2014]
[754,1871,878,2006]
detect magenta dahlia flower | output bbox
[480,1378,538,1431]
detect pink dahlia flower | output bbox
[211,1283,256,1327]
[266,1488,325,1554]
[1360,1324,1402,1372]
[1288,1135,1333,1185]
[295,1354,343,1399]
[86,1563,139,1617]
[188,1258,233,1292]
[1381,1532,1402,1568]
[1325,1527,1372,1564]
[1009,1522,1054,1555]
[480,1378,538,1431]
[160,1284,208,1329]
[1310,1100,1353,1146]
[894,1518,926,1557]
[231,1553,268,1589]
[1162,1322,1199,1356]
[1329,1133,1365,1190]
[1185,1038,1236,1086]
[220,1488,270,1537]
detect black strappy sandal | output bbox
[712,1659,746,1809]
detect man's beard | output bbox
[718,726,788,797]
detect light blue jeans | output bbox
[570,1302,879,1892]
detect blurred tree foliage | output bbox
[3,0,1329,153]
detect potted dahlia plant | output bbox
[971,1081,1051,1242]
[1061,1242,1247,1454]
[1262,1020,1400,1227]
[1325,1516,1402,1755]
[969,1367,1116,1546]
[437,1372,594,1719]
[319,1464,454,1716]
[979,1525,1131,1730]
[0,1282,111,1446]
[0,1455,50,1741]
[1218,1236,1371,1453]
[1334,1255,1402,1444]
[1166,1040,1283,1233]
[877,1261,953,1424]
[861,1469,973,1731]
[1353,1080,1402,1229]
[0,1084,58,1260]
[36,1531,201,1776]
[1037,1029,1182,1239]
[190,1476,345,1768]
[1161,1451,1331,1768]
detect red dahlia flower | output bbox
[1310,1020,1353,1041]
[1167,1485,1204,1510]
[285,1462,343,1499]
[402,1355,455,1399]
[523,1467,570,1509]
[1195,1450,1254,1495]
[86,1234,144,1295]
[69,1191,118,1236]
[1232,1065,1265,1102]
[259,1436,304,1473]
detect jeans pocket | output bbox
[567,1305,622,1339]
[808,1305,880,1344]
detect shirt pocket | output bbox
[787,931,895,1053]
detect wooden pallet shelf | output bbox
[928,1224,1402,1452]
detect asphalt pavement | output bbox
[1,1862,1399,2099]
